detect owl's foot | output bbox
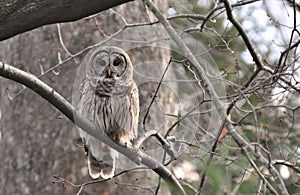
[117,133,135,149]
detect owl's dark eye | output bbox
[113,58,122,66]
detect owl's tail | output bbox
[87,152,115,179]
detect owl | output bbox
[78,46,139,179]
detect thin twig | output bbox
[200,0,261,31]
[154,176,162,195]
[273,159,300,173]
[133,129,158,149]
[115,181,155,194]
[142,57,173,126]
[223,0,263,70]
[243,149,279,195]
[197,123,224,192]
[56,23,74,57]
[133,129,175,159]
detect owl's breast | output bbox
[94,79,116,97]
[95,94,135,143]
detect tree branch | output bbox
[222,0,264,70]
[0,61,186,195]
[0,0,132,41]
[143,0,289,194]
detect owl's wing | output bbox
[78,79,95,138]
[130,82,140,138]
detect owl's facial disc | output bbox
[90,50,129,82]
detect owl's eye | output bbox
[99,60,106,66]
[113,58,122,66]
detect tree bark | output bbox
[0,0,132,41]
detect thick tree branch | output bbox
[0,62,186,195]
[0,0,132,41]
[143,0,289,194]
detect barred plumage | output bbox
[78,46,139,179]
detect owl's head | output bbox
[86,46,133,82]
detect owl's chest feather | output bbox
[95,79,116,97]
[80,78,137,144]
[94,79,133,97]
[95,94,134,143]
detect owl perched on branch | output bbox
[78,46,139,179]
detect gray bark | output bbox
[0,0,132,41]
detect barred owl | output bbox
[78,46,139,179]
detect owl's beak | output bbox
[107,68,111,77]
